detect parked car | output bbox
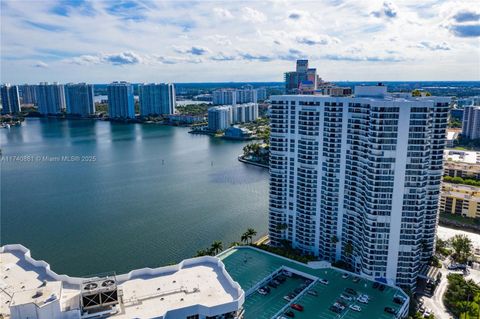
[340,294,352,301]
[393,296,405,304]
[329,305,342,314]
[373,282,380,289]
[268,281,278,288]
[345,288,357,295]
[283,271,293,277]
[307,289,318,296]
[283,295,293,302]
[258,288,268,295]
[342,273,349,279]
[285,310,295,317]
[291,304,304,311]
[349,305,361,312]
[384,307,396,314]
[357,296,369,304]
[319,278,329,285]
[379,284,386,291]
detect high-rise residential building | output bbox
[257,88,268,101]
[236,88,257,104]
[19,84,37,105]
[462,106,480,139]
[208,103,259,131]
[213,89,237,105]
[268,84,449,289]
[36,82,66,115]
[138,83,176,116]
[64,83,95,116]
[296,59,309,74]
[107,81,135,119]
[1,84,21,114]
[285,60,316,94]
[208,105,232,131]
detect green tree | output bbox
[450,234,473,263]
[210,241,223,255]
[241,233,249,244]
[245,228,257,244]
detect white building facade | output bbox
[208,106,232,131]
[462,106,480,139]
[208,103,259,131]
[213,89,237,105]
[268,85,449,289]
[138,83,176,116]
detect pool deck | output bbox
[218,246,409,319]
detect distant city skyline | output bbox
[1,0,479,83]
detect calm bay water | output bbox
[1,118,268,276]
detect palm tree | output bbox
[246,228,257,244]
[210,241,223,255]
[195,249,208,257]
[241,233,249,244]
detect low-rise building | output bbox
[167,114,205,124]
[440,183,480,218]
[444,161,480,180]
[444,149,480,164]
[1,244,245,319]
[224,126,252,140]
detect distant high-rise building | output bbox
[213,89,237,105]
[285,60,317,94]
[232,103,258,123]
[36,82,65,115]
[107,82,135,119]
[1,84,21,114]
[19,84,37,105]
[236,88,257,104]
[269,84,449,289]
[208,106,232,131]
[462,106,480,139]
[257,88,267,101]
[64,83,95,116]
[296,59,309,74]
[138,83,176,116]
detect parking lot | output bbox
[219,247,408,319]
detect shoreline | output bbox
[237,155,269,169]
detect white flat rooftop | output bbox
[0,244,243,319]
[116,263,238,318]
[444,149,479,164]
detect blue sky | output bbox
[1,0,479,83]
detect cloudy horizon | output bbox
[1,0,479,84]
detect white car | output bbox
[342,273,349,279]
[283,271,293,277]
[283,295,293,302]
[357,296,369,304]
[257,288,268,295]
[349,305,361,312]
[424,309,432,317]
[359,294,370,300]
[341,294,352,301]
[319,278,329,285]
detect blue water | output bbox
[0,118,269,276]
